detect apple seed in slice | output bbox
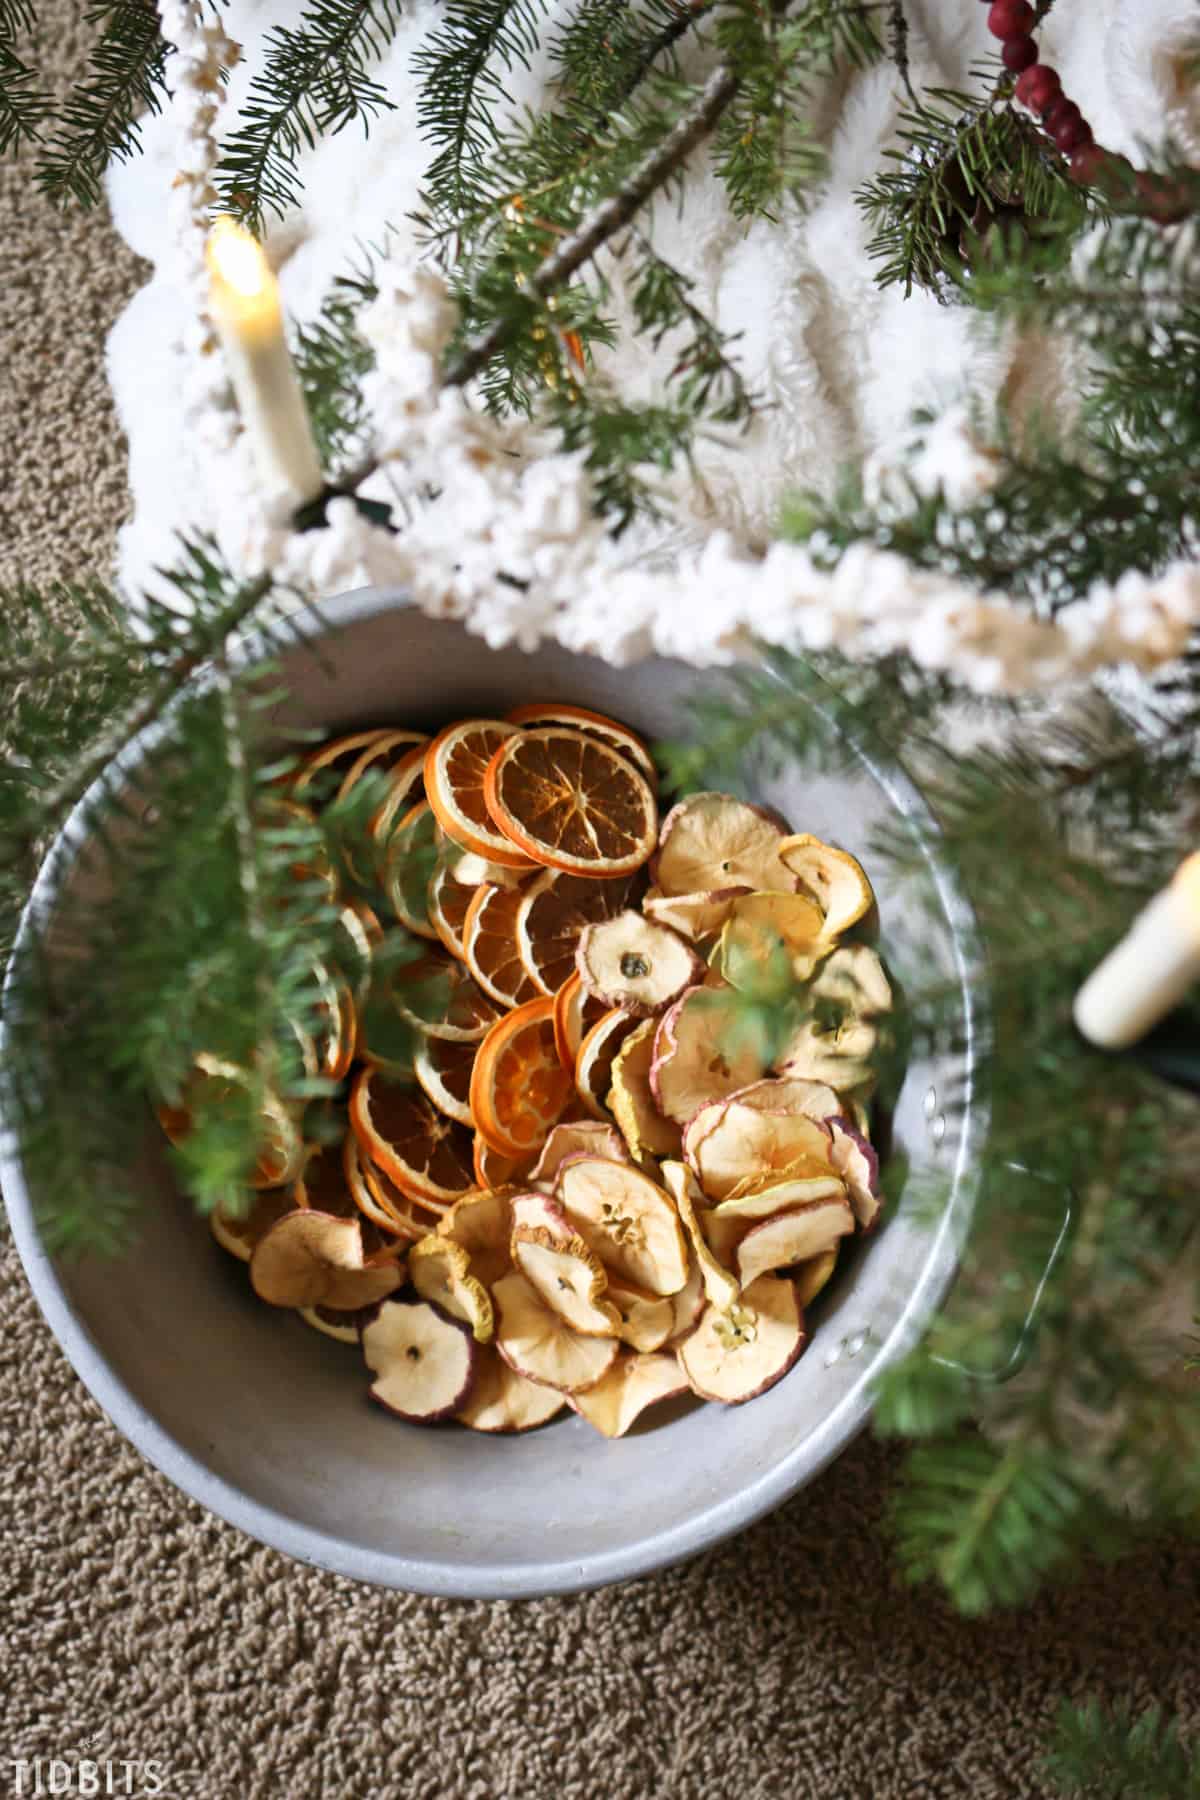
[555,1156,689,1296]
[512,1226,622,1337]
[363,1298,478,1421]
[678,1275,807,1404]
[576,911,701,1016]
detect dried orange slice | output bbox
[516,868,639,996]
[484,728,658,877]
[469,996,574,1159]
[382,801,441,939]
[350,1065,476,1206]
[209,1187,297,1263]
[427,862,472,960]
[574,1007,640,1119]
[336,728,428,801]
[364,745,428,871]
[412,1033,476,1127]
[424,719,535,870]
[462,882,539,1009]
[552,971,608,1072]
[293,727,393,795]
[381,946,502,1043]
[344,1131,442,1242]
[506,702,657,783]
[472,1134,536,1190]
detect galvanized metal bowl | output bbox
[1,592,984,1596]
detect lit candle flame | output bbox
[206,215,272,301]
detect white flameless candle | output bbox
[205,216,323,504]
[1074,854,1200,1049]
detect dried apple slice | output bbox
[576,912,701,1016]
[250,1210,404,1310]
[437,1187,514,1288]
[493,1271,620,1393]
[666,1255,707,1342]
[363,1298,478,1421]
[649,987,768,1126]
[574,1007,640,1120]
[778,834,875,937]
[209,1187,297,1263]
[654,793,794,896]
[711,1173,846,1220]
[699,1206,747,1271]
[726,1075,842,1122]
[734,1197,855,1289]
[659,1161,740,1312]
[456,1344,567,1432]
[605,1279,675,1352]
[608,1020,683,1163]
[555,1157,689,1296]
[716,890,825,987]
[678,1275,807,1404]
[298,1303,367,1344]
[642,887,751,942]
[689,1102,833,1202]
[569,1350,689,1437]
[793,1247,840,1309]
[829,1117,883,1230]
[530,1119,629,1183]
[409,1235,494,1342]
[512,1226,622,1337]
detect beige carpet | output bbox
[3,9,1200,1798]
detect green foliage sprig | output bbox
[0,0,47,156]
[1045,1700,1200,1799]
[37,0,169,208]
[215,0,404,232]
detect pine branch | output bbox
[413,0,551,216]
[443,59,741,388]
[215,0,404,232]
[0,0,48,155]
[36,0,169,208]
[1045,1701,1200,1799]
[26,550,272,849]
[293,236,389,472]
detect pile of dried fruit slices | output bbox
[170,706,893,1438]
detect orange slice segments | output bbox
[515,867,639,995]
[574,1007,640,1119]
[427,862,473,960]
[469,996,574,1159]
[552,971,609,1073]
[424,719,536,870]
[483,728,657,878]
[413,1033,476,1127]
[350,1065,476,1207]
[462,882,539,1009]
[506,702,657,783]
